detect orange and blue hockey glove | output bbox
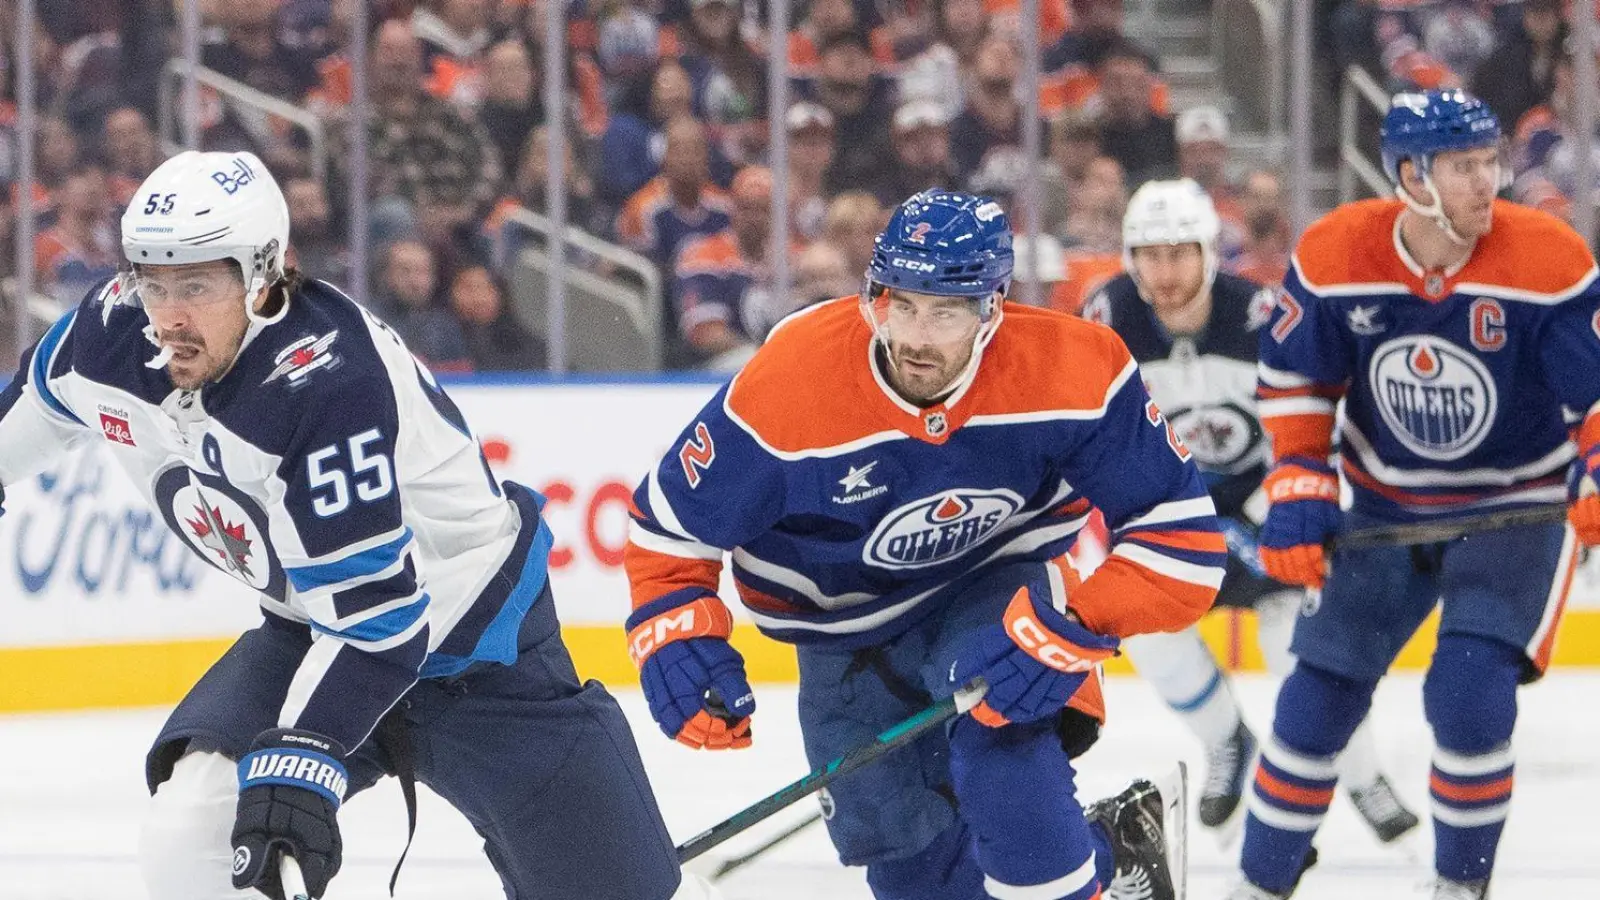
[626,594,755,750]
[951,578,1119,728]
[1259,457,1342,588]
[1567,448,1600,546]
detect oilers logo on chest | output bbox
[863,488,1023,570]
[154,463,287,600]
[1367,335,1497,461]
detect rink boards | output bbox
[3,377,1598,713]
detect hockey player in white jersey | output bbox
[1086,179,1418,841]
[0,151,718,900]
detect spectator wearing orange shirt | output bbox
[674,167,785,368]
[34,168,120,305]
[412,0,496,104]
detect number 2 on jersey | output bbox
[307,428,394,517]
[1145,400,1192,462]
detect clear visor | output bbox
[865,284,986,344]
[125,262,246,311]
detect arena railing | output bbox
[156,58,330,184]
[493,205,664,373]
[1337,64,1391,203]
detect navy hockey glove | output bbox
[952,580,1119,727]
[626,594,755,749]
[1260,457,1342,588]
[231,728,348,900]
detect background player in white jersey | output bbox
[0,151,718,900]
[1233,91,1600,899]
[1087,179,1418,841]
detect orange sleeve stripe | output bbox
[1263,414,1336,462]
[623,541,723,611]
[1429,773,1514,804]
[1577,413,1600,457]
[1121,529,1228,554]
[1257,385,1345,400]
[1256,767,1335,808]
[1067,672,1106,723]
[1068,557,1217,638]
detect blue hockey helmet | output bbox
[865,190,1014,313]
[862,190,1015,403]
[1380,89,1501,184]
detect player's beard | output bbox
[890,345,966,404]
[159,328,223,391]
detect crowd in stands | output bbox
[5,0,1584,372]
[1328,0,1597,222]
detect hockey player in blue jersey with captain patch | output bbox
[624,189,1226,900]
[0,150,722,900]
[1086,178,1418,843]
[1230,90,1600,899]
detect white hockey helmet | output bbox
[121,150,291,325]
[1121,177,1220,306]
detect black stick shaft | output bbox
[676,680,986,864]
[1334,505,1568,550]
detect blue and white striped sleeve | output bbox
[0,306,95,490]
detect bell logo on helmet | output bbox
[210,156,259,195]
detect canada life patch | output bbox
[863,489,1023,570]
[99,410,136,446]
[1367,336,1496,461]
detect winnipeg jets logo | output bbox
[186,502,256,581]
[1347,304,1385,336]
[832,460,888,504]
[263,331,339,386]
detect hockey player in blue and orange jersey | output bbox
[1088,178,1418,842]
[0,151,719,900]
[1231,90,1600,900]
[624,190,1225,900]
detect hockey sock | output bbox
[1424,633,1521,883]
[1123,628,1242,747]
[864,820,986,900]
[948,717,1103,899]
[1240,662,1376,894]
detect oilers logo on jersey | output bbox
[864,488,1024,569]
[1367,336,1496,461]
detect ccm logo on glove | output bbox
[1006,605,1100,673]
[627,595,734,665]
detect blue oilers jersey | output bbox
[1258,198,1600,520]
[0,278,554,752]
[1084,271,1278,518]
[624,298,1225,649]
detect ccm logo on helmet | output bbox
[892,258,938,273]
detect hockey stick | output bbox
[675,678,988,864]
[709,811,824,881]
[279,855,313,900]
[1333,504,1568,550]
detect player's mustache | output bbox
[158,330,204,349]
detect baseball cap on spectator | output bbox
[598,8,660,76]
[893,99,950,132]
[1176,106,1229,145]
[787,101,836,134]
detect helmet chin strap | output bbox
[864,288,1005,405]
[1397,166,1473,246]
